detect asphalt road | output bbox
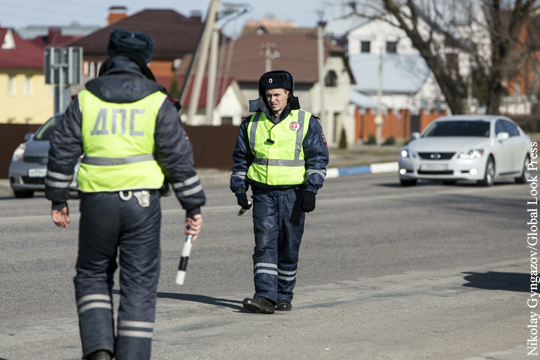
[0,173,534,360]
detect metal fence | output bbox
[0,124,239,179]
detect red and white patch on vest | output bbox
[289,122,299,131]
[321,132,328,147]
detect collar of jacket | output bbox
[85,56,168,104]
[248,100,292,123]
[248,96,299,115]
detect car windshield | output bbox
[34,115,62,141]
[422,120,490,137]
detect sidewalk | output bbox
[0,144,401,198]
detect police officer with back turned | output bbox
[45,29,205,360]
[231,70,329,314]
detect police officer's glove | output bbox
[236,193,252,210]
[301,191,316,212]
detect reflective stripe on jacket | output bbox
[246,110,311,185]
[77,89,166,192]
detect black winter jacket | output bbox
[45,56,205,216]
[230,104,329,195]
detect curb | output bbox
[0,162,399,199]
[326,162,398,179]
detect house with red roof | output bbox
[155,76,247,125]
[29,27,81,49]
[224,29,355,147]
[0,27,54,124]
[66,8,208,87]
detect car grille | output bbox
[417,170,454,175]
[21,176,45,185]
[23,156,48,165]
[418,152,455,160]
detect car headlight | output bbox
[457,149,484,159]
[400,149,409,158]
[12,143,26,162]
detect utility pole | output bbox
[206,20,219,124]
[260,43,279,72]
[467,59,473,114]
[317,13,326,142]
[187,0,220,125]
[375,48,383,145]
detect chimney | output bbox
[189,10,202,23]
[107,6,128,25]
[47,27,61,44]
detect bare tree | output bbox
[343,0,540,114]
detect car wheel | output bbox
[13,190,34,198]
[477,157,495,187]
[515,155,531,184]
[400,178,417,187]
[443,181,457,185]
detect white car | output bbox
[8,113,79,198]
[398,115,532,186]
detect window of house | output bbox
[8,74,15,95]
[325,70,338,87]
[24,75,32,95]
[360,41,371,53]
[25,118,32,124]
[386,41,397,53]
[221,117,233,125]
[7,117,15,123]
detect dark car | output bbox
[8,113,79,198]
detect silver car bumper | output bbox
[9,161,78,192]
[398,156,488,181]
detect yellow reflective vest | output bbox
[77,90,166,192]
[247,109,311,185]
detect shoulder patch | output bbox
[321,132,327,147]
[167,96,182,111]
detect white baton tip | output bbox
[176,271,186,285]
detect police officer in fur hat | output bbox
[231,70,329,314]
[45,29,205,360]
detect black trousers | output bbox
[74,191,161,360]
[251,187,305,303]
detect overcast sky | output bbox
[0,0,333,37]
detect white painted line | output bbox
[370,162,399,174]
[326,168,339,179]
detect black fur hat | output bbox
[107,29,154,64]
[250,70,300,112]
[259,71,293,93]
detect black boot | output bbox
[87,350,111,360]
[243,296,275,314]
[276,300,292,311]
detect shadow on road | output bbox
[112,289,244,311]
[375,180,517,188]
[111,289,246,311]
[159,292,245,312]
[462,271,530,292]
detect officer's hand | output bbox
[52,206,70,228]
[301,191,316,213]
[236,193,252,210]
[185,214,203,242]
